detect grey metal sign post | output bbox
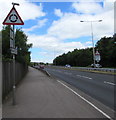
[3,2,24,105]
[12,24,16,105]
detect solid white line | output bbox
[57,80,112,120]
[76,75,92,79]
[104,81,115,86]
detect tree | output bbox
[53,35,116,67]
[15,28,32,64]
[96,36,115,67]
[2,25,11,60]
[2,25,32,64]
[53,48,93,67]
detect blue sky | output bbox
[0,0,114,63]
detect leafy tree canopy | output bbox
[2,25,32,65]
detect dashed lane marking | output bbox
[76,75,92,80]
[104,81,115,86]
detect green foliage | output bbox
[53,48,93,67]
[54,35,116,67]
[15,28,32,64]
[2,25,32,65]
[2,26,11,59]
[96,35,116,67]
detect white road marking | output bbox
[76,75,82,77]
[104,81,115,86]
[57,80,112,120]
[76,75,92,80]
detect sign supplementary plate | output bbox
[3,7,24,25]
[11,48,17,55]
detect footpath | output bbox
[2,67,109,118]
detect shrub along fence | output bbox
[2,61,28,100]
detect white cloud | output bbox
[31,51,55,63]
[48,1,114,41]
[0,0,46,29]
[27,33,86,59]
[18,2,46,20]
[72,2,103,14]
[28,34,59,48]
[114,1,116,33]
[48,12,113,41]
[54,9,63,17]
[57,42,85,53]
[48,13,89,40]
[28,1,114,63]
[28,33,86,63]
[23,19,48,32]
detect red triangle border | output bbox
[3,6,24,25]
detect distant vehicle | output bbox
[65,64,71,68]
[39,65,44,69]
[34,65,39,69]
[91,64,102,68]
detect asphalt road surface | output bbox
[45,66,115,111]
[3,67,115,118]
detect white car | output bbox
[65,64,71,68]
[91,64,102,68]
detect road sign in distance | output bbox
[95,50,101,62]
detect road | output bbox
[45,66,115,111]
[3,67,114,118]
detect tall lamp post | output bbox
[80,20,102,67]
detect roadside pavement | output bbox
[3,67,108,118]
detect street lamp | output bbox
[80,20,102,67]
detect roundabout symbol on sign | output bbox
[9,14,18,22]
[2,6,24,25]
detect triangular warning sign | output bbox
[3,6,24,25]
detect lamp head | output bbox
[12,2,20,6]
[99,20,102,22]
